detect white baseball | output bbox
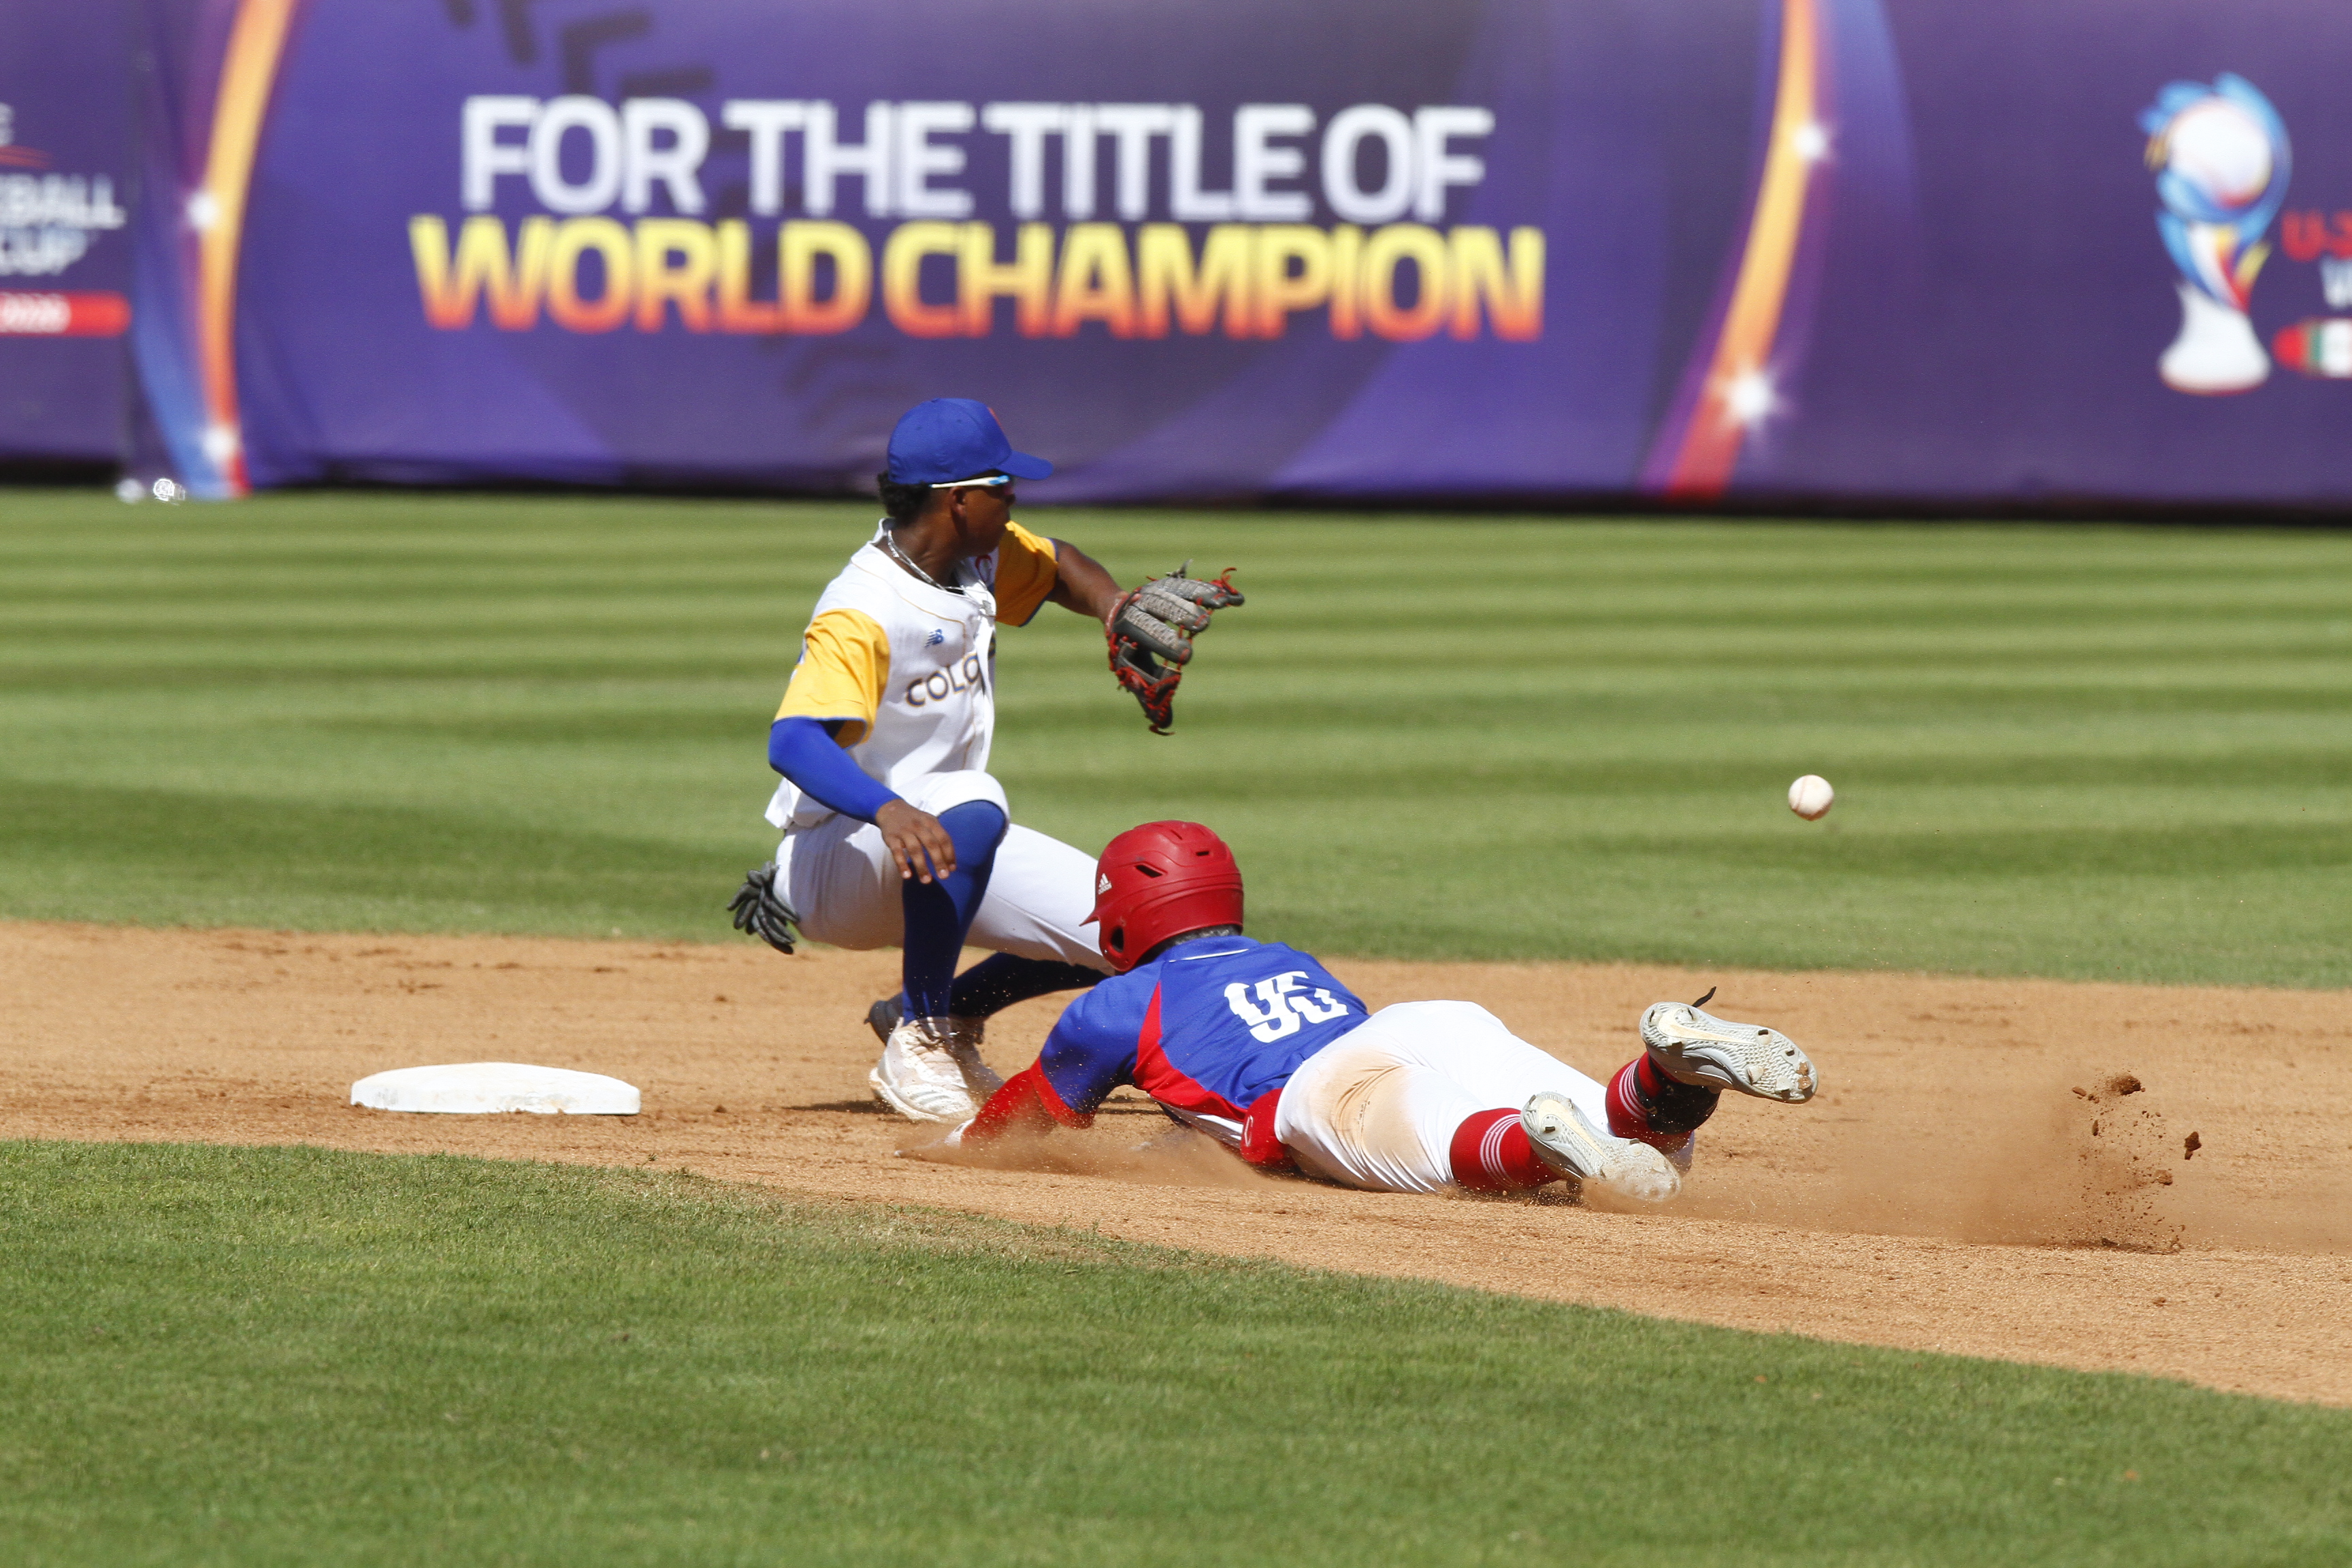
[1788,774,1834,820]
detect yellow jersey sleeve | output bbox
[775,608,890,743]
[992,521,1060,627]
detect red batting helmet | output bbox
[1085,821,1244,973]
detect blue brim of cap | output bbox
[1000,449,1054,480]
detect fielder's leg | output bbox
[868,799,1013,1122]
[770,812,902,953]
[898,801,1007,1025]
[962,823,1111,969]
[865,953,1107,1046]
[865,819,1110,1044]
[764,770,1025,1122]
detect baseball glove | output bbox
[1107,562,1243,734]
[726,862,800,955]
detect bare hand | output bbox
[875,798,956,883]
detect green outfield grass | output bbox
[1,488,2347,985]
[3,1140,2345,1568]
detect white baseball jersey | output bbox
[765,521,1058,831]
[761,519,1107,970]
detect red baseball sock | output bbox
[1449,1108,1553,1192]
[1607,1057,1703,1154]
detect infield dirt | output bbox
[6,921,2349,1404]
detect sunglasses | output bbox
[937,474,1015,506]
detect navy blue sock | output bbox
[945,954,1105,1019]
[900,802,1007,1021]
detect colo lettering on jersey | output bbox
[903,652,987,707]
[1222,970,1351,1043]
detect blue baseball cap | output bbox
[884,399,1054,485]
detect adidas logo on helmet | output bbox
[1083,821,1243,974]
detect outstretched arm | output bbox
[959,1062,1090,1143]
[953,980,1143,1144]
[1043,538,1123,624]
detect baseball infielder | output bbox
[727,400,1242,1126]
[941,821,1818,1202]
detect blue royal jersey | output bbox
[1036,936,1369,1142]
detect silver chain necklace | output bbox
[879,528,960,594]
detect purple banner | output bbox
[111,0,2352,505]
[0,0,131,465]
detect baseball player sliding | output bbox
[932,821,1818,1203]
[728,400,1243,1125]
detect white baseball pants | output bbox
[1273,1001,1614,1195]
[770,768,1109,969]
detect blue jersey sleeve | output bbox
[1035,969,1154,1116]
[769,717,897,821]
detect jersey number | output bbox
[1223,971,1350,1043]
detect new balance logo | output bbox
[926,628,946,647]
[1223,971,1350,1043]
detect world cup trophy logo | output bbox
[2140,75,2290,395]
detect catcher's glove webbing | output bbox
[1107,562,1243,734]
[727,862,800,955]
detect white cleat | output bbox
[1521,1092,1681,1204]
[868,1019,981,1123]
[1640,1002,1817,1102]
[868,998,1000,1097]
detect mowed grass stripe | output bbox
[2,1141,2345,1568]
[1,489,2347,983]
